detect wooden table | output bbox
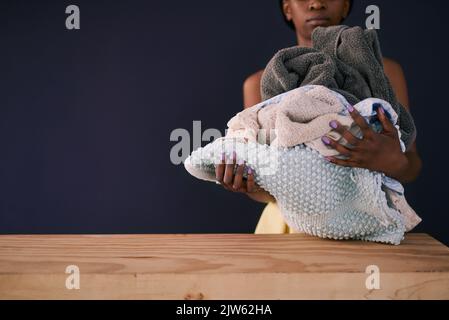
[0,233,448,300]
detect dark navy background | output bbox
[1,1,448,244]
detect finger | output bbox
[232,160,245,190]
[375,104,396,135]
[236,186,248,193]
[347,105,373,139]
[221,183,233,191]
[329,120,360,146]
[215,152,226,183]
[246,167,256,193]
[322,136,353,157]
[325,156,359,168]
[223,151,237,185]
[224,183,247,193]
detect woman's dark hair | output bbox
[279,0,353,30]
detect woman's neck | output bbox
[297,34,312,48]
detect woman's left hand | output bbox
[322,104,408,180]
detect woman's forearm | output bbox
[391,150,422,184]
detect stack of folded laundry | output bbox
[184,25,421,245]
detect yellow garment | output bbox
[254,202,300,234]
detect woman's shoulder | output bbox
[382,57,409,108]
[383,57,404,74]
[243,69,264,89]
[243,69,265,108]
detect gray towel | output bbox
[260,25,416,150]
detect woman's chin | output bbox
[307,20,331,28]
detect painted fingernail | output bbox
[347,105,354,113]
[322,136,331,145]
[238,159,244,166]
[379,106,385,114]
[221,153,225,161]
[329,120,338,129]
[248,168,253,175]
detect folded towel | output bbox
[260,25,417,150]
[185,139,408,245]
[227,85,350,150]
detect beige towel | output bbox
[226,86,351,156]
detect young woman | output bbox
[215,0,422,233]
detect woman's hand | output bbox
[215,152,276,203]
[322,104,408,180]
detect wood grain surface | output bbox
[0,233,448,299]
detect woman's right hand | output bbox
[215,152,276,204]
